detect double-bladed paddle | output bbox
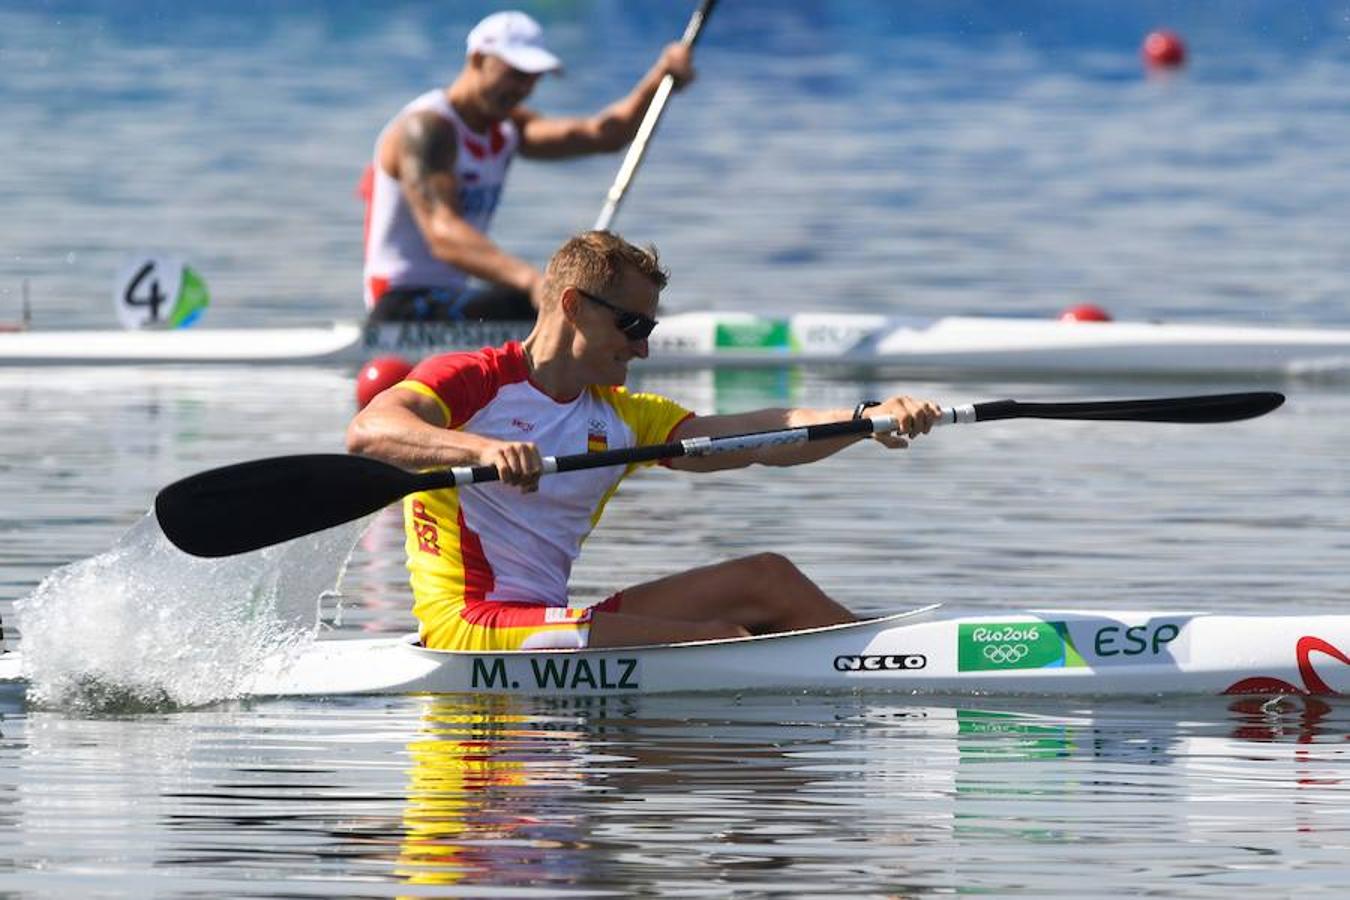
[155,391,1283,558]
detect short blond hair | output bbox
[543,231,668,304]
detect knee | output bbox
[742,552,802,582]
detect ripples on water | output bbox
[3,0,1350,894]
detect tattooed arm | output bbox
[384,109,542,298]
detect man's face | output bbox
[571,266,658,386]
[471,54,541,119]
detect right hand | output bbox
[871,396,941,450]
[658,43,696,90]
[482,439,544,493]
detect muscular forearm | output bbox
[673,396,939,472]
[424,217,539,293]
[755,406,866,467]
[348,392,548,493]
[672,406,864,471]
[529,56,678,156]
[346,398,494,472]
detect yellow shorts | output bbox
[419,594,625,652]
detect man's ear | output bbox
[558,286,581,323]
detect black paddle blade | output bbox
[975,391,1285,424]
[155,454,435,558]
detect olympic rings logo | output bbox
[983,643,1030,665]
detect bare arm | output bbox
[666,395,941,473]
[391,110,542,297]
[518,43,695,159]
[346,385,545,491]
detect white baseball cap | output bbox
[466,11,562,74]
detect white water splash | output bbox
[14,513,370,711]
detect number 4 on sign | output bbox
[113,255,210,330]
[124,260,166,321]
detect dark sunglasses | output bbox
[575,288,658,340]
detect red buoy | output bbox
[1142,30,1186,69]
[1059,303,1113,323]
[356,355,414,409]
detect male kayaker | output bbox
[347,231,940,650]
[362,11,696,323]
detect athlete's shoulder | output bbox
[409,342,529,425]
[413,341,526,382]
[591,385,695,445]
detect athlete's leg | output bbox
[586,611,750,648]
[588,553,855,648]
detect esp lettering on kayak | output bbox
[1093,623,1181,657]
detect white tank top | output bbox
[363,90,519,308]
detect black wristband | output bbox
[852,400,882,420]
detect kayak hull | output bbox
[3,313,1350,378]
[242,607,1350,697]
[7,606,1336,700]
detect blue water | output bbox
[3,1,1350,895]
[4,1,1348,327]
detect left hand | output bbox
[659,43,696,90]
[869,395,941,450]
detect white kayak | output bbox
[4,605,1345,698]
[3,312,1350,378]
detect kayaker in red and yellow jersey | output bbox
[347,231,941,651]
[362,11,696,323]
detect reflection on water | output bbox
[396,697,592,889]
[0,694,1346,894]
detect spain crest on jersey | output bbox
[587,419,608,453]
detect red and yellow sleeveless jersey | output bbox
[395,342,693,647]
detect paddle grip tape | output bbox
[449,465,482,484]
[941,404,977,426]
[449,458,561,486]
[868,415,899,435]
